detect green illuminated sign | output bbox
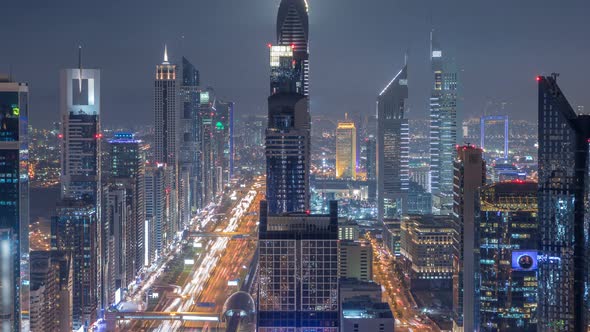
[216,121,224,130]
[11,104,19,116]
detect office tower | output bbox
[477,181,538,331]
[429,32,458,214]
[265,0,311,215]
[265,92,310,214]
[29,251,71,332]
[365,135,377,201]
[154,46,180,235]
[0,76,29,332]
[144,163,166,262]
[257,200,339,331]
[154,46,178,165]
[108,132,145,272]
[51,199,98,330]
[382,219,402,256]
[270,44,304,95]
[60,60,101,202]
[102,184,128,306]
[452,145,485,332]
[179,56,200,216]
[406,182,433,215]
[537,75,590,331]
[338,221,360,241]
[339,240,372,282]
[399,215,453,289]
[377,63,409,220]
[276,0,309,96]
[336,115,357,180]
[214,99,234,190]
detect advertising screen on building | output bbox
[511,250,538,271]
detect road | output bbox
[368,234,441,332]
[120,178,263,331]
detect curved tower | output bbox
[276,0,309,96]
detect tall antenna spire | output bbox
[163,44,169,64]
[78,45,83,92]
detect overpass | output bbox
[187,231,254,238]
[104,311,222,331]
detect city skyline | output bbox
[1,0,589,129]
[3,1,590,331]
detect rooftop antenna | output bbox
[163,44,169,64]
[78,45,83,92]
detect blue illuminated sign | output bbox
[511,250,538,271]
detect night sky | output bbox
[1,0,589,128]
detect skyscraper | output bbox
[336,115,357,180]
[477,181,538,331]
[276,0,309,96]
[265,92,310,214]
[537,74,590,331]
[452,145,485,332]
[257,200,339,331]
[0,76,29,332]
[154,46,180,239]
[144,163,166,263]
[179,57,200,216]
[57,50,101,329]
[377,64,409,220]
[265,0,311,215]
[154,46,178,166]
[108,132,145,279]
[59,56,101,202]
[51,199,98,330]
[429,32,458,214]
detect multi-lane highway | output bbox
[118,179,263,331]
[368,234,440,332]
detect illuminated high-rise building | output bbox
[377,63,409,220]
[154,45,178,166]
[336,115,357,180]
[51,199,98,330]
[60,51,101,202]
[477,181,538,331]
[179,56,200,220]
[108,132,144,280]
[154,46,181,239]
[276,0,309,96]
[429,32,458,214]
[452,145,485,332]
[537,75,590,331]
[257,200,339,331]
[57,50,101,329]
[0,76,29,332]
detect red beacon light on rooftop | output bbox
[536,76,542,82]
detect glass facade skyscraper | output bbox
[335,117,356,180]
[537,75,590,331]
[477,181,538,331]
[59,67,101,202]
[51,199,98,330]
[429,32,458,214]
[257,200,339,332]
[266,1,311,214]
[377,64,409,220]
[0,77,29,332]
[276,0,309,96]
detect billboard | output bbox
[511,250,538,271]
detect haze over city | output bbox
[1,1,590,332]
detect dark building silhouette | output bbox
[537,74,590,331]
